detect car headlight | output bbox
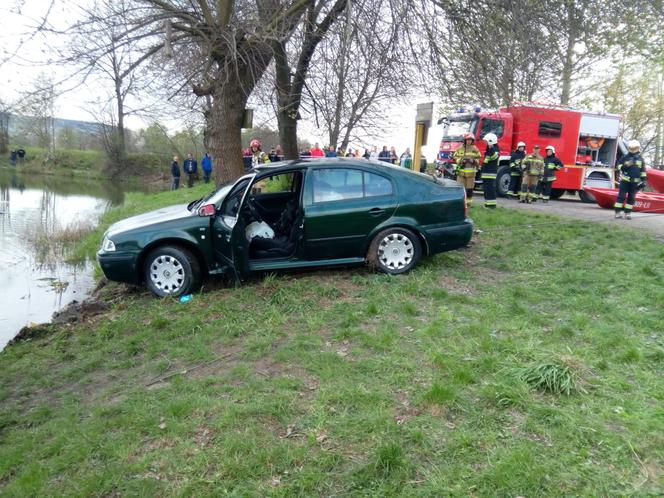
[102,237,116,252]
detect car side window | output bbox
[312,169,364,202]
[251,173,294,195]
[311,168,393,203]
[364,172,393,197]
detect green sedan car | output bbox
[97,159,473,297]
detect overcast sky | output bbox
[0,0,439,156]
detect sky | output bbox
[0,0,441,157]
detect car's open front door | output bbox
[212,177,252,282]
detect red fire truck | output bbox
[435,102,624,201]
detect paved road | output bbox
[496,194,664,241]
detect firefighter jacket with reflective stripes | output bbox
[616,152,646,183]
[523,153,544,176]
[481,144,500,178]
[509,149,525,176]
[452,144,481,173]
[542,155,563,181]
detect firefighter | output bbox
[508,141,526,198]
[519,145,544,203]
[614,139,647,219]
[481,133,500,208]
[452,133,481,205]
[244,139,270,169]
[540,145,563,202]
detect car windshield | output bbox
[441,117,478,142]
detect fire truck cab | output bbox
[436,103,621,201]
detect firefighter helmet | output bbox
[627,139,640,152]
[463,133,475,142]
[517,141,526,148]
[546,145,555,153]
[250,139,261,149]
[484,133,498,145]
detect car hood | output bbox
[107,203,193,237]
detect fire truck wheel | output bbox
[496,167,510,197]
[550,188,565,200]
[578,190,596,204]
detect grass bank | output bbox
[4,146,168,182]
[1,195,663,496]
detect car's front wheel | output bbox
[144,246,201,297]
[368,227,421,275]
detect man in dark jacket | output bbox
[170,156,181,190]
[614,139,647,219]
[201,152,212,183]
[378,146,391,163]
[540,145,563,202]
[507,141,526,198]
[183,152,197,188]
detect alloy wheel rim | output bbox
[378,233,413,270]
[149,255,185,294]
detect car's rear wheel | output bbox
[368,227,421,275]
[144,246,201,297]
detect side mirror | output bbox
[197,203,216,217]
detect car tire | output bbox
[144,246,201,297]
[368,227,421,275]
[578,190,595,204]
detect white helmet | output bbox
[517,141,526,148]
[627,139,640,152]
[484,133,498,145]
[545,145,555,153]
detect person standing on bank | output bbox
[170,155,181,190]
[614,139,647,219]
[183,152,197,188]
[201,152,212,184]
[452,133,481,206]
[540,145,563,202]
[520,145,544,203]
[508,141,526,198]
[481,133,500,208]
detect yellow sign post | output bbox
[413,102,433,172]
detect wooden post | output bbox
[413,123,425,171]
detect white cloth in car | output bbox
[246,221,275,241]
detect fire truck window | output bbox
[539,121,562,138]
[480,119,504,138]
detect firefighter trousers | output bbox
[540,180,554,201]
[457,171,476,204]
[520,174,539,202]
[508,173,522,197]
[482,175,497,208]
[614,180,639,213]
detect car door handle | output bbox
[369,208,386,216]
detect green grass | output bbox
[1,202,663,496]
[5,146,168,180]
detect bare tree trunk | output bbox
[560,0,579,106]
[274,41,300,159]
[115,81,126,158]
[0,111,9,154]
[208,83,248,186]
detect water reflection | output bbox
[0,168,147,350]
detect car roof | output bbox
[253,157,420,176]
